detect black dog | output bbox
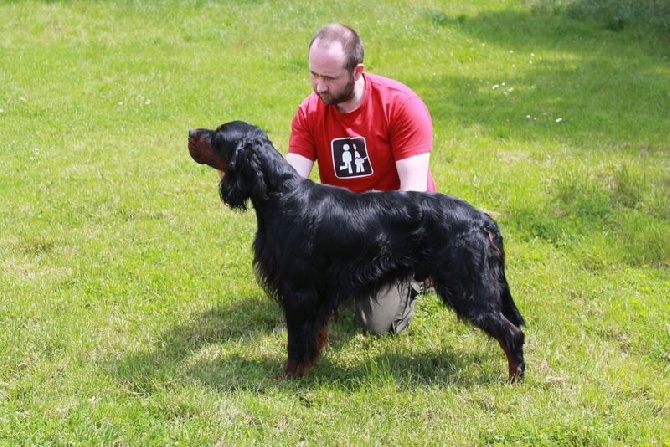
[188,121,526,381]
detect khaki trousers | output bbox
[354,280,420,334]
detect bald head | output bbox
[309,23,364,72]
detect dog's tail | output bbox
[484,216,525,328]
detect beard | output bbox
[316,76,356,106]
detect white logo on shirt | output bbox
[331,137,373,179]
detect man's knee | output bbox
[355,281,419,334]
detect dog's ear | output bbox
[219,128,268,210]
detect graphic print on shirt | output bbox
[331,137,373,179]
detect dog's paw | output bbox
[284,359,315,379]
[507,362,525,384]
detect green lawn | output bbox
[1,0,668,445]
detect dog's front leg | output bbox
[281,300,331,379]
[284,316,318,378]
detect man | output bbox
[286,23,436,334]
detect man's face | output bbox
[308,42,356,106]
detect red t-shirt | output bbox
[289,73,436,192]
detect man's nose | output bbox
[313,78,327,93]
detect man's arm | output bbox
[396,153,430,191]
[286,153,315,178]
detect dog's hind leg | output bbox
[434,282,525,382]
[471,312,526,382]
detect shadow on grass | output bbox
[416,8,669,150]
[105,296,503,396]
[185,350,499,394]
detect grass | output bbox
[1,0,669,445]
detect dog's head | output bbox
[188,121,280,210]
[187,126,226,171]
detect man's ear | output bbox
[353,63,365,80]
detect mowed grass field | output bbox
[1,0,668,445]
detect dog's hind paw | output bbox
[507,362,525,384]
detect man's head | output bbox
[308,24,365,107]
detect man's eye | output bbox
[311,72,337,81]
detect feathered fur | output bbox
[188,120,526,381]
